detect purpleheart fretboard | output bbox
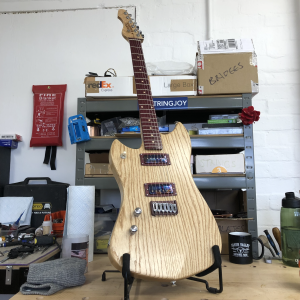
[129,39,162,150]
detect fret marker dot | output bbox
[151,134,153,137]
[152,141,154,143]
[148,119,150,121]
[139,69,141,71]
[142,81,144,82]
[141,106,143,108]
[150,127,152,129]
[143,91,145,93]
[137,56,139,58]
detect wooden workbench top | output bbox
[11,254,300,300]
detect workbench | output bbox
[10,254,300,300]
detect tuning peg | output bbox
[136,26,139,30]
[128,14,132,17]
[142,34,144,38]
[139,30,142,35]
[124,11,128,15]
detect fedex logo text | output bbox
[88,81,112,88]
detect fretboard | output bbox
[129,39,162,150]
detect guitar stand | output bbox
[102,245,222,299]
[186,245,223,294]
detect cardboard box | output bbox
[216,219,248,254]
[85,163,112,175]
[196,39,258,95]
[89,153,109,163]
[84,75,197,97]
[195,153,245,173]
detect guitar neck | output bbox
[129,39,162,150]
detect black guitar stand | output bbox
[186,245,223,294]
[102,245,222,300]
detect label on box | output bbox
[250,52,258,67]
[169,79,196,92]
[197,54,204,69]
[251,81,259,93]
[198,38,255,54]
[198,86,204,94]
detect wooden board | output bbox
[10,254,300,300]
[0,244,60,270]
[108,122,222,281]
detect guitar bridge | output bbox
[150,201,178,216]
[144,183,177,197]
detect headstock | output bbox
[118,9,144,43]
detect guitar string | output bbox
[132,39,173,214]
[132,39,170,215]
[135,39,167,215]
[130,39,164,215]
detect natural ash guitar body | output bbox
[108,122,222,281]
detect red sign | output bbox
[30,85,67,147]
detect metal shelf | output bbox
[76,94,258,256]
[83,175,247,190]
[84,135,245,151]
[82,95,247,113]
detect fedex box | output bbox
[84,75,197,97]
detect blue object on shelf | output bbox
[68,114,91,144]
[0,140,18,149]
[121,125,169,133]
[121,126,140,132]
[159,125,169,132]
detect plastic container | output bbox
[281,192,300,267]
[94,213,116,253]
[44,211,66,237]
[42,220,52,235]
[61,234,89,272]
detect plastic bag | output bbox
[118,117,140,129]
[101,117,121,136]
[146,61,194,76]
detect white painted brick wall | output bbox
[0,0,299,244]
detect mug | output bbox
[228,232,264,264]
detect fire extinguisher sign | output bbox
[30,85,67,147]
[33,93,61,138]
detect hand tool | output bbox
[272,227,281,250]
[259,235,275,257]
[0,248,19,263]
[264,230,280,256]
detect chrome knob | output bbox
[136,26,139,30]
[130,225,138,235]
[134,207,142,217]
[120,151,126,159]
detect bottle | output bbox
[281,192,300,267]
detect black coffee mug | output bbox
[228,232,264,264]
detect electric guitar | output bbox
[108,9,222,281]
